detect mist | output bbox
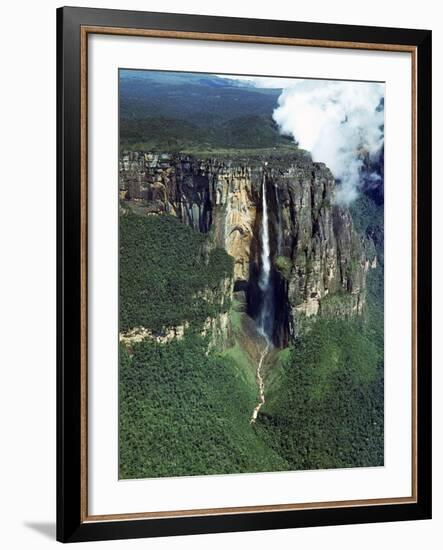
[272,80,384,205]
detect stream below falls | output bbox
[250,343,270,424]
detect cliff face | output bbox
[120,151,376,344]
[121,153,259,282]
[265,162,376,328]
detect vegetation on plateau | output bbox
[119,70,295,153]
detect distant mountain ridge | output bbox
[119,70,290,152]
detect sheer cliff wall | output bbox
[120,151,377,344]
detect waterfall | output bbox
[259,176,271,292]
[251,174,275,424]
[274,183,282,255]
[257,175,274,342]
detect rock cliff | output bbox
[120,151,376,345]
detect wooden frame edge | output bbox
[75,22,423,529]
[411,47,418,503]
[80,24,88,524]
[82,25,417,52]
[84,496,417,523]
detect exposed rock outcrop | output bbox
[119,323,189,347]
[199,275,234,351]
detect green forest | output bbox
[119,336,287,478]
[257,300,384,470]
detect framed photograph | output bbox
[57,6,432,543]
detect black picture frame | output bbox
[57,6,432,543]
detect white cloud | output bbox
[273,80,384,205]
[218,75,384,205]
